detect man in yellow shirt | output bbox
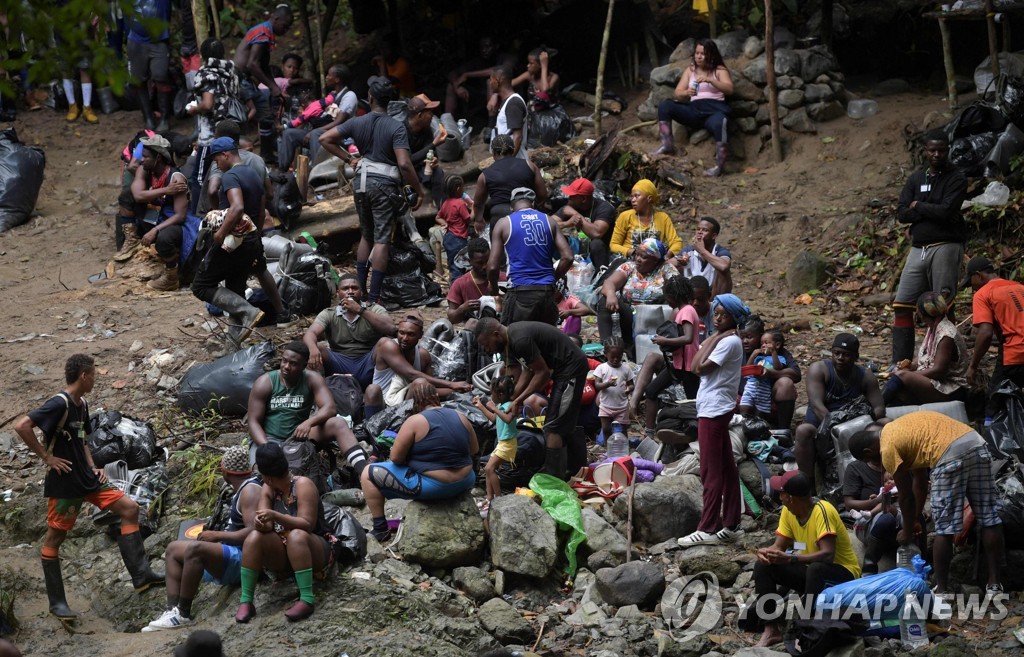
[750,471,860,647]
[852,410,1004,595]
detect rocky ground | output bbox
[1,73,1022,656]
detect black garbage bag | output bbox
[995,461,1024,549]
[496,429,546,493]
[987,380,1024,461]
[950,132,1000,176]
[816,398,873,502]
[741,415,772,444]
[528,103,577,148]
[322,501,367,564]
[998,74,1024,128]
[380,272,444,310]
[178,341,275,416]
[387,243,423,276]
[947,101,1007,140]
[443,392,495,435]
[278,251,336,316]
[365,399,414,438]
[94,462,170,537]
[88,411,159,469]
[268,171,302,229]
[0,128,46,233]
[325,374,363,420]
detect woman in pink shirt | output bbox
[652,39,734,177]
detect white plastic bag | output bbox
[963,180,1011,209]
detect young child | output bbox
[555,281,592,336]
[473,375,518,504]
[845,431,902,574]
[436,174,473,280]
[592,337,635,439]
[738,330,789,418]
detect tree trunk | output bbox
[765,0,783,163]
[708,0,717,39]
[594,0,616,134]
[312,0,326,95]
[296,0,319,94]
[319,0,339,45]
[191,0,209,43]
[984,0,1000,77]
[938,17,958,110]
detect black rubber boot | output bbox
[891,323,916,365]
[137,87,156,131]
[42,558,78,619]
[211,288,264,346]
[156,90,173,132]
[542,447,567,479]
[117,531,165,593]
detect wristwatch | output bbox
[790,554,798,565]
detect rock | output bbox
[874,78,912,96]
[729,100,759,117]
[0,431,13,451]
[581,507,629,559]
[489,494,557,577]
[669,39,696,64]
[713,30,749,59]
[689,129,711,146]
[588,549,623,571]
[777,89,805,109]
[743,36,764,59]
[798,46,838,81]
[638,85,677,121]
[774,75,795,90]
[860,293,893,307]
[738,461,764,499]
[477,597,534,643]
[129,340,144,354]
[399,493,486,568]
[816,74,831,84]
[775,49,802,77]
[677,553,741,586]
[452,566,496,604]
[803,83,834,104]
[742,57,769,85]
[731,74,763,102]
[756,104,788,124]
[595,561,666,608]
[734,648,791,657]
[21,363,44,376]
[782,107,817,134]
[807,100,846,123]
[743,49,799,84]
[157,374,178,390]
[737,117,759,134]
[615,604,646,619]
[650,64,683,87]
[787,250,829,293]
[613,475,702,544]
[565,599,607,626]
[951,548,1024,590]
[773,26,796,49]
[659,633,713,657]
[930,637,978,657]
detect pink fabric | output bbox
[691,67,726,102]
[672,305,701,371]
[559,295,582,335]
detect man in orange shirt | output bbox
[964,256,1024,392]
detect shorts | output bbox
[354,181,401,245]
[740,378,773,414]
[490,438,518,464]
[47,484,124,531]
[598,404,629,424]
[325,348,375,390]
[500,285,559,326]
[201,543,243,586]
[127,40,170,83]
[367,462,476,501]
[930,441,1002,535]
[545,373,586,438]
[894,242,964,305]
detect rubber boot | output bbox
[861,534,884,575]
[891,323,916,366]
[705,142,727,177]
[649,121,676,156]
[542,446,567,479]
[42,558,78,619]
[259,117,277,162]
[148,264,179,291]
[156,90,172,132]
[138,88,156,131]
[117,531,165,593]
[114,224,142,262]
[211,287,265,346]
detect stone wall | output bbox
[640,31,853,138]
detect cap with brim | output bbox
[208,136,237,155]
[140,136,173,163]
[173,630,223,657]
[832,332,860,355]
[770,470,813,497]
[510,187,536,202]
[409,93,439,112]
[560,178,595,197]
[959,255,995,290]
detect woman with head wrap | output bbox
[678,292,749,547]
[883,291,971,405]
[471,133,547,227]
[597,237,680,347]
[609,180,684,263]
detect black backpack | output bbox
[281,439,329,496]
[268,171,302,230]
[325,374,363,421]
[278,251,337,316]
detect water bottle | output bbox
[899,589,929,649]
[611,312,622,338]
[606,422,628,459]
[424,149,435,176]
[897,543,921,570]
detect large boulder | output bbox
[738,460,764,499]
[777,89,805,109]
[782,107,817,134]
[775,49,802,77]
[713,30,749,60]
[743,36,764,59]
[613,474,702,543]
[787,250,829,294]
[756,104,789,124]
[477,597,534,643]
[581,507,630,559]
[731,74,763,102]
[742,57,769,85]
[639,85,677,121]
[670,39,696,64]
[807,100,846,123]
[730,100,759,118]
[489,494,558,577]
[677,551,742,586]
[803,83,834,104]
[737,117,759,134]
[650,64,683,87]
[798,46,838,81]
[594,561,666,608]
[398,493,486,568]
[742,49,800,84]
[452,566,497,604]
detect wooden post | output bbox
[209,0,221,40]
[312,0,326,94]
[296,0,319,94]
[938,17,958,110]
[764,0,783,163]
[594,0,616,134]
[191,0,209,45]
[985,0,1000,77]
[707,0,717,39]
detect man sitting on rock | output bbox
[678,216,731,296]
[303,273,396,390]
[248,341,369,475]
[446,238,502,327]
[142,446,261,631]
[750,471,860,647]
[793,333,885,490]
[553,178,617,270]
[364,315,472,419]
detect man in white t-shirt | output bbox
[678,216,732,297]
[489,66,528,159]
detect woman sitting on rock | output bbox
[652,38,734,177]
[361,379,480,543]
[235,443,331,624]
[608,179,683,262]
[597,238,680,349]
[882,291,971,405]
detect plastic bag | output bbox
[0,128,47,233]
[442,392,495,437]
[278,252,336,316]
[529,473,587,579]
[178,341,275,416]
[268,171,302,230]
[983,123,1024,178]
[322,501,367,564]
[964,180,1011,208]
[988,380,1024,460]
[387,244,424,276]
[527,103,577,148]
[998,74,1024,127]
[950,132,1000,176]
[93,462,170,536]
[815,556,931,621]
[567,257,595,295]
[364,399,414,438]
[87,411,159,469]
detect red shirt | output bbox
[438,198,471,239]
[973,278,1024,366]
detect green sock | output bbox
[240,566,258,604]
[294,568,315,604]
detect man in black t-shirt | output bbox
[319,76,425,305]
[14,354,163,620]
[475,318,588,479]
[553,178,617,269]
[190,137,267,345]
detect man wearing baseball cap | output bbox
[405,93,446,207]
[749,470,860,647]
[963,256,1024,396]
[319,75,425,305]
[554,178,617,269]
[488,186,573,326]
[143,446,262,631]
[792,333,886,490]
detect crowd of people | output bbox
[6,4,1024,650]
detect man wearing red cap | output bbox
[554,178,617,269]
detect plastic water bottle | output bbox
[897,543,921,570]
[611,312,622,338]
[607,422,628,459]
[899,589,929,649]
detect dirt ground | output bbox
[0,85,977,653]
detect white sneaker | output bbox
[141,607,194,632]
[715,527,744,543]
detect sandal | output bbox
[677,530,720,547]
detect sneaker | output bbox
[65,103,80,122]
[82,106,98,123]
[677,530,720,547]
[985,583,1004,596]
[715,527,744,543]
[141,607,193,632]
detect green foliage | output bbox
[0,566,30,633]
[171,446,224,516]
